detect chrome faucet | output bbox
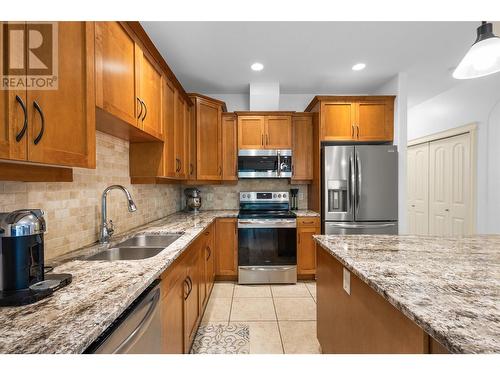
[100,185,137,243]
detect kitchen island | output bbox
[314,235,500,354]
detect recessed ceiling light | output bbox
[251,62,264,71]
[352,63,366,71]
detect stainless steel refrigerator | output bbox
[322,145,398,235]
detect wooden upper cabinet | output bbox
[321,102,356,141]
[237,114,292,150]
[312,97,395,142]
[187,103,196,179]
[196,98,222,180]
[265,116,292,149]
[221,114,237,181]
[174,92,187,179]
[136,47,163,139]
[95,22,138,126]
[1,22,95,169]
[162,77,177,178]
[0,22,27,162]
[356,99,394,142]
[27,22,95,168]
[238,116,265,149]
[292,114,313,181]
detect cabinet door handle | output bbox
[351,124,354,138]
[261,134,264,146]
[356,124,359,139]
[33,101,45,145]
[190,163,194,176]
[266,134,268,145]
[298,233,301,244]
[137,97,143,119]
[218,166,222,176]
[183,278,190,300]
[15,95,27,142]
[206,246,211,261]
[142,100,147,122]
[178,159,182,173]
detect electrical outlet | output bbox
[343,267,351,295]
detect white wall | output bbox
[207,93,316,112]
[373,73,408,234]
[206,93,249,112]
[408,73,500,233]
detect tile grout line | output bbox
[304,281,315,300]
[228,282,235,324]
[270,285,286,354]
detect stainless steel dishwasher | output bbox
[84,280,162,354]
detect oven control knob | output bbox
[283,193,287,198]
[273,194,277,198]
[242,194,246,198]
[278,194,282,198]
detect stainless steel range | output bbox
[237,192,297,284]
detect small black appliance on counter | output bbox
[0,209,72,307]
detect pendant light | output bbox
[453,21,500,79]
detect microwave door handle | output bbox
[277,151,281,177]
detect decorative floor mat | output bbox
[190,323,250,354]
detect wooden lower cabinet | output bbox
[297,217,320,278]
[160,223,217,354]
[183,246,200,353]
[199,223,216,309]
[215,218,238,279]
[316,244,443,354]
[160,264,185,354]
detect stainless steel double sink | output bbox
[85,233,182,261]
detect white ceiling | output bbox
[142,21,488,108]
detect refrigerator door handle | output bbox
[355,152,362,216]
[349,154,355,215]
[328,223,397,229]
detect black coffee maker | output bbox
[0,209,71,306]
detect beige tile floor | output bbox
[200,280,321,354]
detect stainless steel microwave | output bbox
[238,149,292,178]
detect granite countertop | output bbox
[292,210,320,217]
[0,210,238,354]
[314,235,500,353]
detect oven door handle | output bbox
[240,266,296,272]
[238,220,296,228]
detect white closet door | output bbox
[449,134,471,235]
[429,133,471,236]
[407,143,429,235]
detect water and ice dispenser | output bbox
[327,180,348,213]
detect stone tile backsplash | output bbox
[0,132,182,260]
[181,180,308,210]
